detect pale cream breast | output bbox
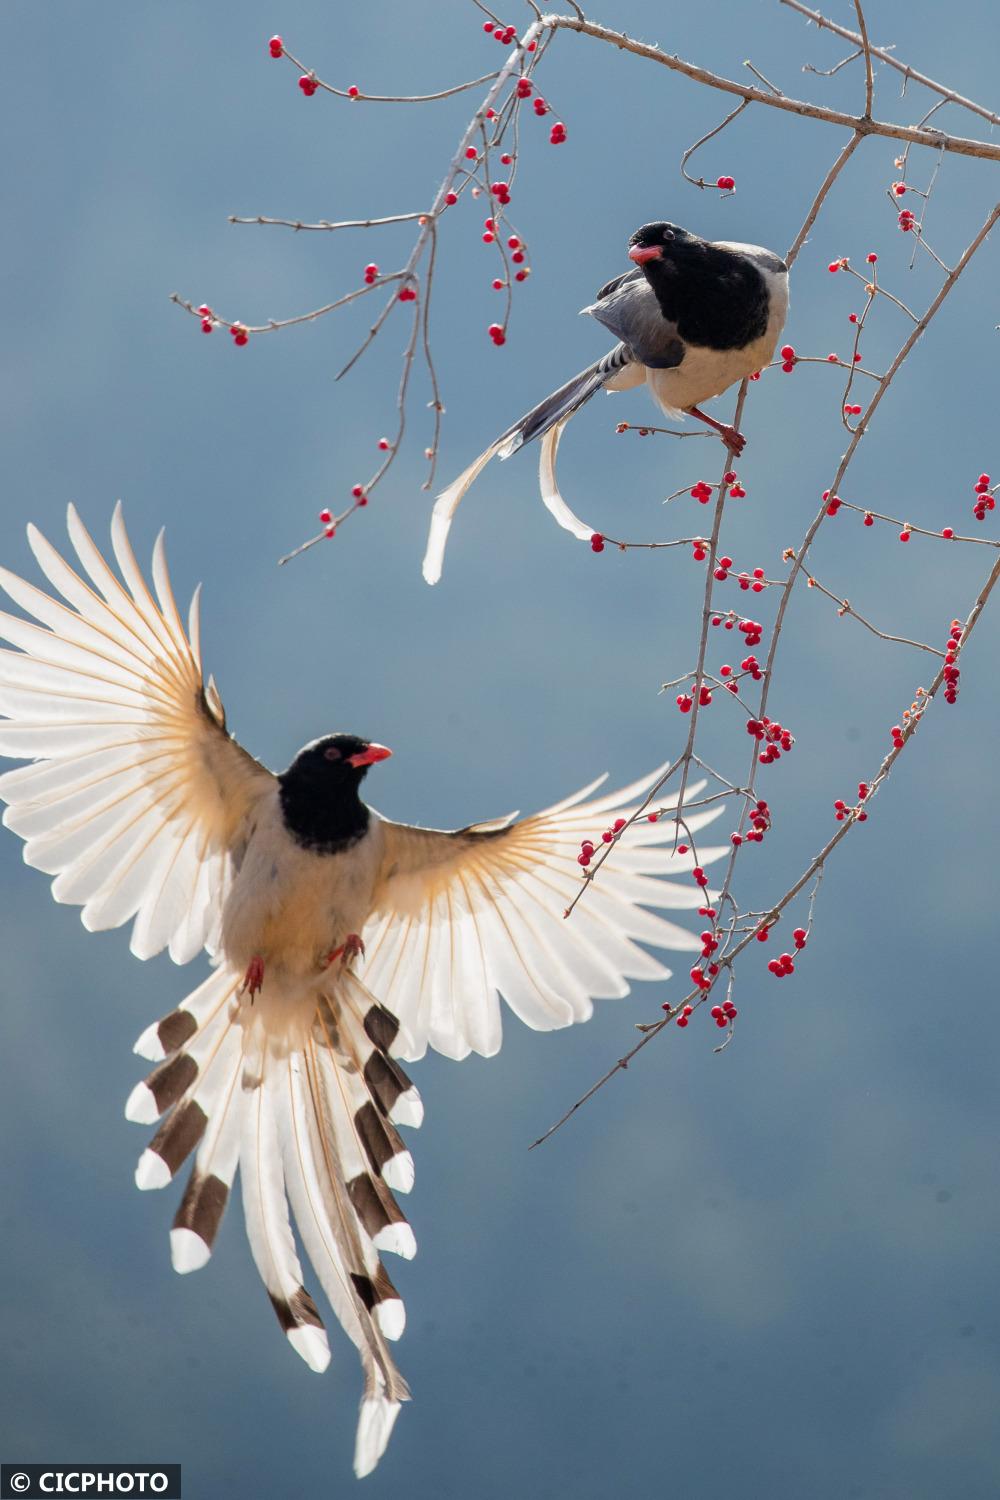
[647,262,789,417]
[221,793,385,978]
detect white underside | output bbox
[611,260,789,419]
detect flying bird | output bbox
[423,220,789,583]
[0,507,725,1476]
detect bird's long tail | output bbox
[127,962,423,1478]
[422,344,631,584]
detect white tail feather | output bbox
[422,439,503,585]
[538,420,595,540]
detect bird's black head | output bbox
[279,733,393,853]
[627,221,697,267]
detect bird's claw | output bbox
[241,955,265,999]
[687,405,747,456]
[324,932,366,968]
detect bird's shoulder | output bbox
[711,240,788,277]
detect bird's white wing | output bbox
[0,504,274,962]
[362,768,726,1061]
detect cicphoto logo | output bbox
[1,1468,180,1500]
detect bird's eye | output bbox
[324,746,342,761]
[662,228,675,242]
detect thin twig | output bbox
[680,99,750,188]
[540,12,1000,161]
[804,576,944,656]
[780,0,1000,129]
[852,0,875,117]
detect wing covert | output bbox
[582,276,685,370]
[362,768,725,1062]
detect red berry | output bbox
[319,509,332,524]
[445,191,458,206]
[465,146,478,160]
[780,345,795,361]
[268,36,284,57]
[298,76,317,96]
[942,527,954,539]
[867,252,878,263]
[347,85,359,98]
[590,532,605,553]
[200,319,213,333]
[492,279,504,291]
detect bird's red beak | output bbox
[347,743,393,767]
[628,244,663,265]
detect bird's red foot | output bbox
[325,932,366,968]
[687,405,747,455]
[242,955,265,998]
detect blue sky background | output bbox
[3,2,1000,1496]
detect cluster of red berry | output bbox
[943,620,962,704]
[779,343,796,372]
[972,472,994,521]
[834,782,870,821]
[716,175,736,191]
[733,798,771,848]
[576,817,628,867]
[483,20,518,43]
[363,263,378,286]
[708,613,763,647]
[746,717,794,765]
[674,683,714,713]
[710,1000,738,1026]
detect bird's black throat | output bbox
[643,243,770,352]
[279,770,371,855]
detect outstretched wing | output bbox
[0,503,274,962]
[362,768,725,1061]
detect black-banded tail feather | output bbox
[422,344,632,584]
[125,964,421,1478]
[495,344,631,459]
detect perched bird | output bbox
[0,507,725,1476]
[423,219,789,583]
